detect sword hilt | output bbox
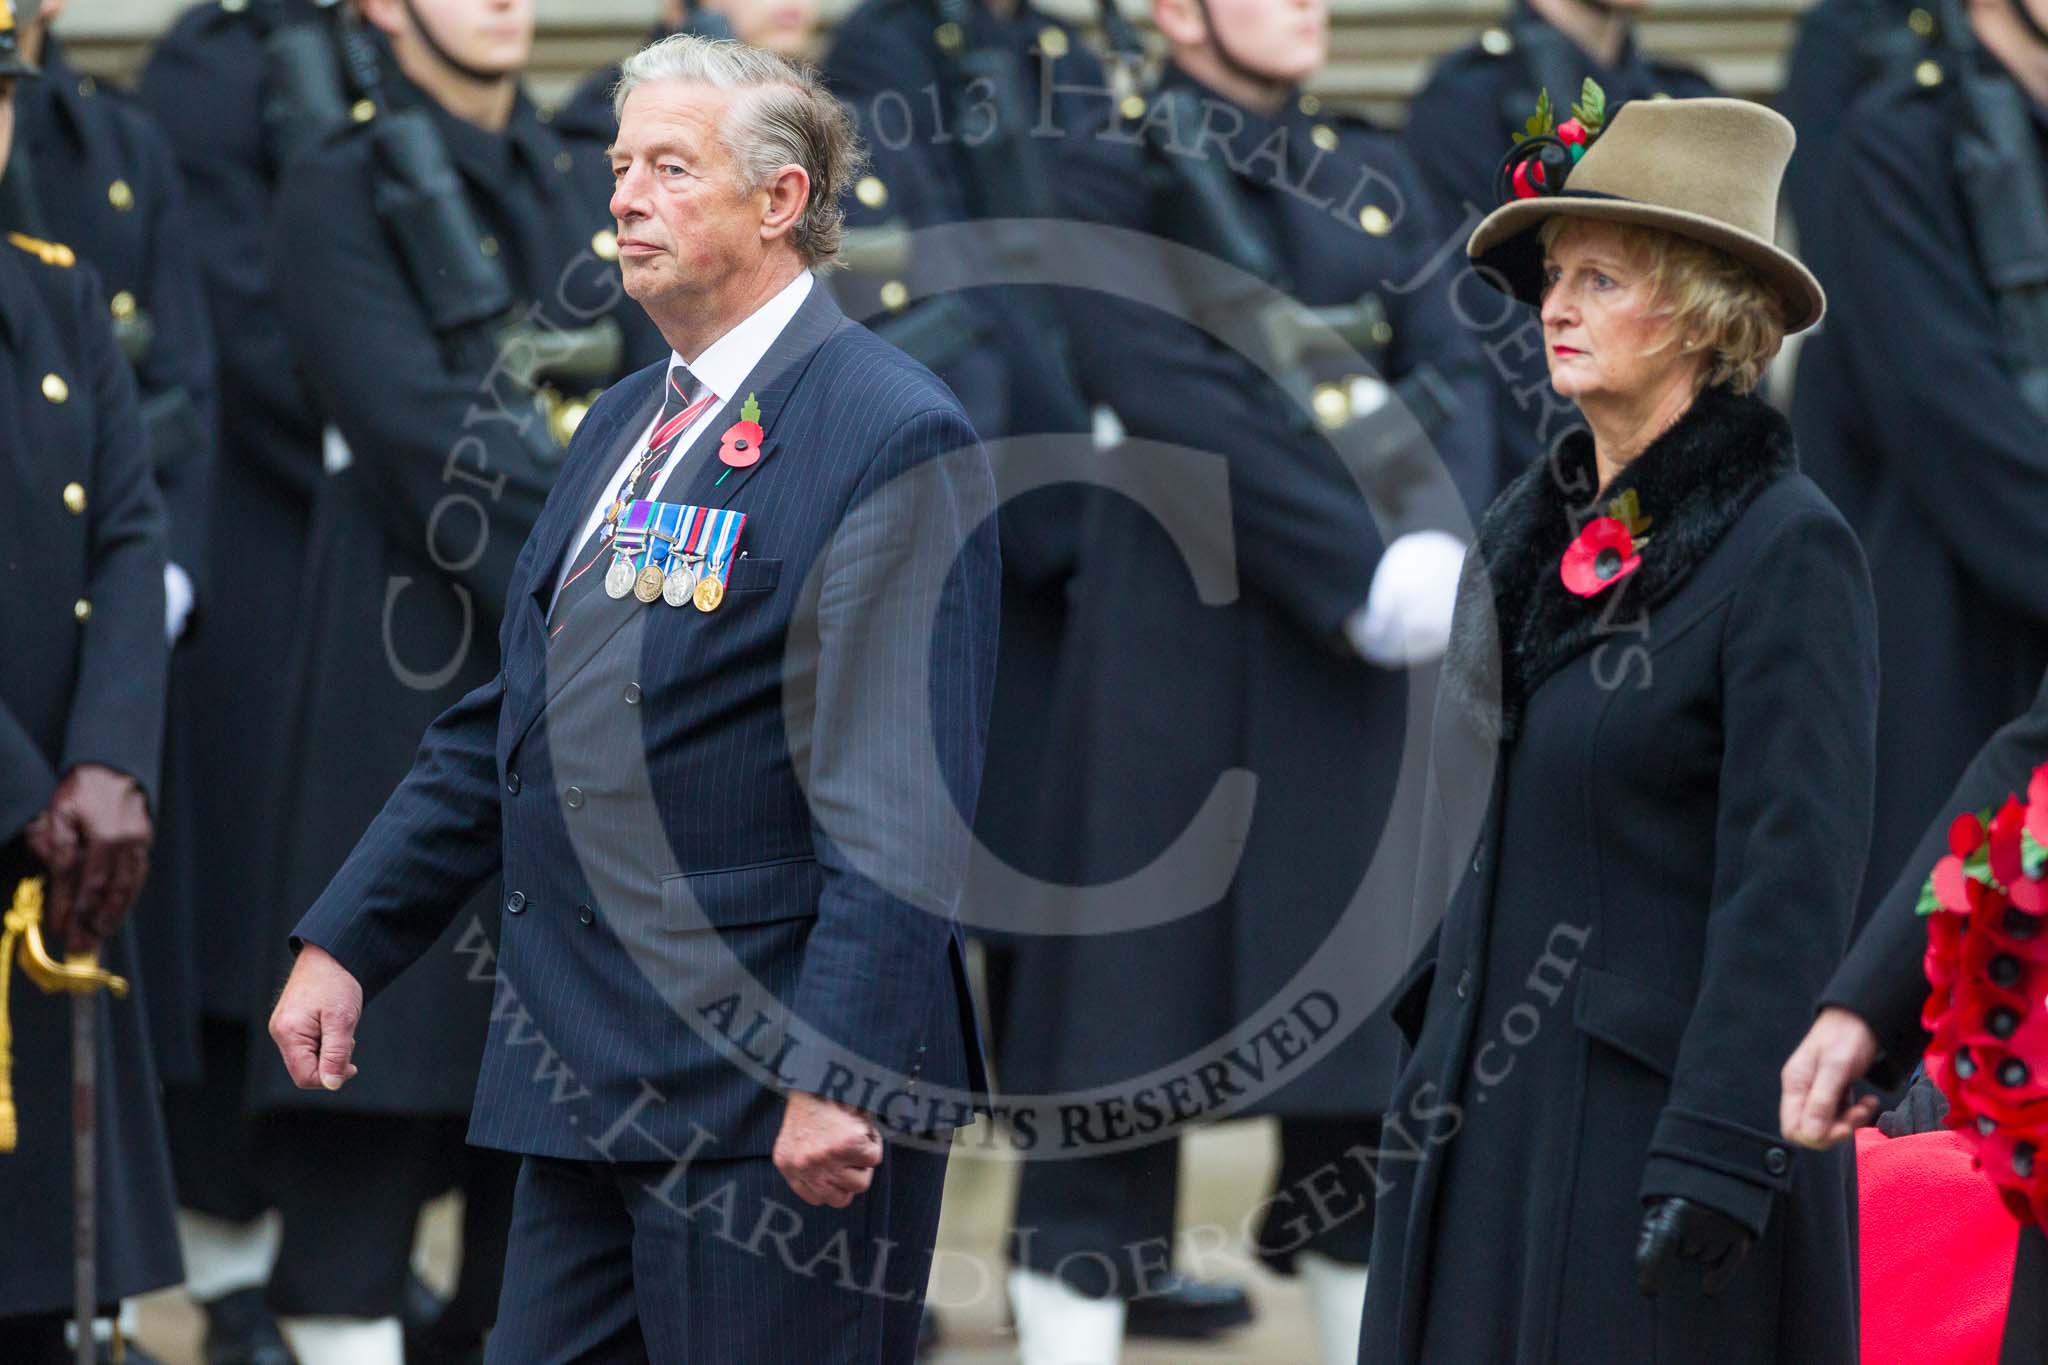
[0,879,127,1155]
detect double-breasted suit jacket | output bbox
[1360,388,1877,1365]
[294,285,999,1162]
[0,237,182,1315]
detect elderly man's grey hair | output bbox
[613,34,864,270]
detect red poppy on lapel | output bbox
[718,392,765,470]
[1558,516,1641,597]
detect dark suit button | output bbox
[506,891,527,915]
[578,904,595,926]
[506,772,522,795]
[1456,970,1473,1001]
[565,786,585,809]
[1764,1146,1789,1177]
[624,683,642,705]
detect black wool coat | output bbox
[1360,388,1875,1365]
[0,241,181,1314]
[252,82,665,1116]
[12,35,223,1085]
[1790,74,2048,932]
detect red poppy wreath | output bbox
[1920,762,2048,1226]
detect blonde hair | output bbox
[614,34,863,270]
[1538,217,1786,395]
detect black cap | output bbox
[0,0,41,80]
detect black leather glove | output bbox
[1875,1069,1950,1138]
[1635,1196,1754,1297]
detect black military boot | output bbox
[201,1289,298,1365]
[1124,1271,1255,1339]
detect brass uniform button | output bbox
[536,104,557,124]
[110,291,138,321]
[480,236,500,257]
[73,599,92,623]
[1311,124,1339,153]
[879,280,910,312]
[351,98,377,124]
[222,0,249,11]
[855,175,888,210]
[1119,94,1147,121]
[1359,205,1392,237]
[1908,6,1935,35]
[1915,59,1944,87]
[77,76,96,98]
[1651,91,1673,101]
[1480,27,1513,55]
[555,151,575,174]
[1370,319,1394,346]
[1038,25,1068,58]
[42,373,69,404]
[107,180,135,212]
[934,21,963,52]
[592,229,620,261]
[1298,93,1322,116]
[63,482,86,514]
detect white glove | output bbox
[165,562,195,645]
[1345,530,1468,667]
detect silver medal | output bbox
[662,562,697,607]
[603,554,635,600]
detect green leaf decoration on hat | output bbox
[1571,78,1608,136]
[740,392,761,424]
[1512,86,1555,145]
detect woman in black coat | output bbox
[1359,97,1875,1364]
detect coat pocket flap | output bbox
[1573,966,1692,1077]
[726,556,782,593]
[661,855,820,929]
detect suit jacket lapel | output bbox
[507,285,848,756]
[520,368,665,636]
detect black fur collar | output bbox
[1443,384,1798,743]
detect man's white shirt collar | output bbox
[671,269,815,405]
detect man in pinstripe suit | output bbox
[265,34,998,1363]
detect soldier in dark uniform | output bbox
[4,0,219,1108]
[995,0,1495,1358]
[0,14,183,1358]
[549,0,818,147]
[1777,0,1933,285]
[135,3,343,1360]
[1789,0,2048,935]
[820,0,1256,1347]
[247,0,663,1360]
[1403,0,1715,486]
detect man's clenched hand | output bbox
[269,943,364,1092]
[774,1091,883,1208]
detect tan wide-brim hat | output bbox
[1467,97,1825,334]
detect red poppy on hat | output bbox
[1559,516,1641,597]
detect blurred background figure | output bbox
[135,2,336,1360]
[1403,0,1715,486]
[994,0,1494,1360]
[0,8,182,1356]
[818,0,1156,1352]
[1789,0,2048,937]
[159,0,665,1362]
[550,0,819,144]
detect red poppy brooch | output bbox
[1494,79,1608,204]
[1920,764,2048,1226]
[714,393,765,486]
[1559,488,1651,598]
